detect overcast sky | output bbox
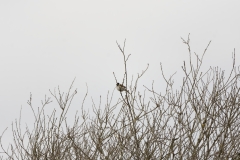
[0,0,240,146]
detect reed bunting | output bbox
[116,83,129,92]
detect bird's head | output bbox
[116,83,120,86]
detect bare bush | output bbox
[1,36,240,160]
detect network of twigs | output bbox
[1,35,240,160]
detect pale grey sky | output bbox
[0,0,240,146]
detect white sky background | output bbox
[0,0,240,146]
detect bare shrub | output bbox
[1,36,240,159]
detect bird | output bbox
[201,119,207,129]
[116,83,129,92]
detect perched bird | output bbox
[116,83,129,92]
[201,119,207,129]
